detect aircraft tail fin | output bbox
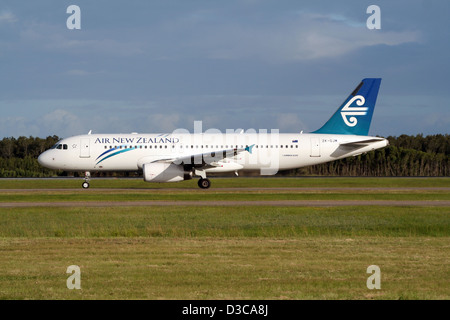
[313,78,381,135]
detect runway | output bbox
[1,183,449,208]
[1,200,450,208]
[1,187,450,193]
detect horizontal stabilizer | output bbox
[340,138,386,147]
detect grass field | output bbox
[0,177,449,300]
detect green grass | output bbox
[0,177,449,300]
[0,191,448,203]
[0,177,449,203]
[1,176,449,189]
[0,206,448,238]
[1,237,448,299]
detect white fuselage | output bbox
[38,133,388,175]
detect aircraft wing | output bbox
[151,144,255,168]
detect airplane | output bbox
[38,78,388,189]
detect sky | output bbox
[0,0,449,139]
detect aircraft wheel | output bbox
[82,182,90,189]
[198,178,211,189]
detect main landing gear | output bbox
[197,178,211,189]
[82,171,90,189]
[195,169,211,189]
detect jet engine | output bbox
[143,163,192,183]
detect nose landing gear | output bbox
[82,171,91,189]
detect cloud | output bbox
[37,109,83,138]
[276,113,308,133]
[4,6,422,66]
[66,69,91,76]
[18,23,144,57]
[0,11,17,24]
[0,116,38,138]
[174,11,421,62]
[145,113,184,133]
[293,13,420,60]
[50,38,144,57]
[66,69,105,76]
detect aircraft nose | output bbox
[38,151,53,168]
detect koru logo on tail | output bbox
[340,95,368,127]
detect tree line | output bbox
[0,136,60,178]
[295,134,449,177]
[0,134,448,178]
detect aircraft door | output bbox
[80,138,90,158]
[310,138,321,157]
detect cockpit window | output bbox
[51,143,68,150]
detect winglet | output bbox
[245,144,255,154]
